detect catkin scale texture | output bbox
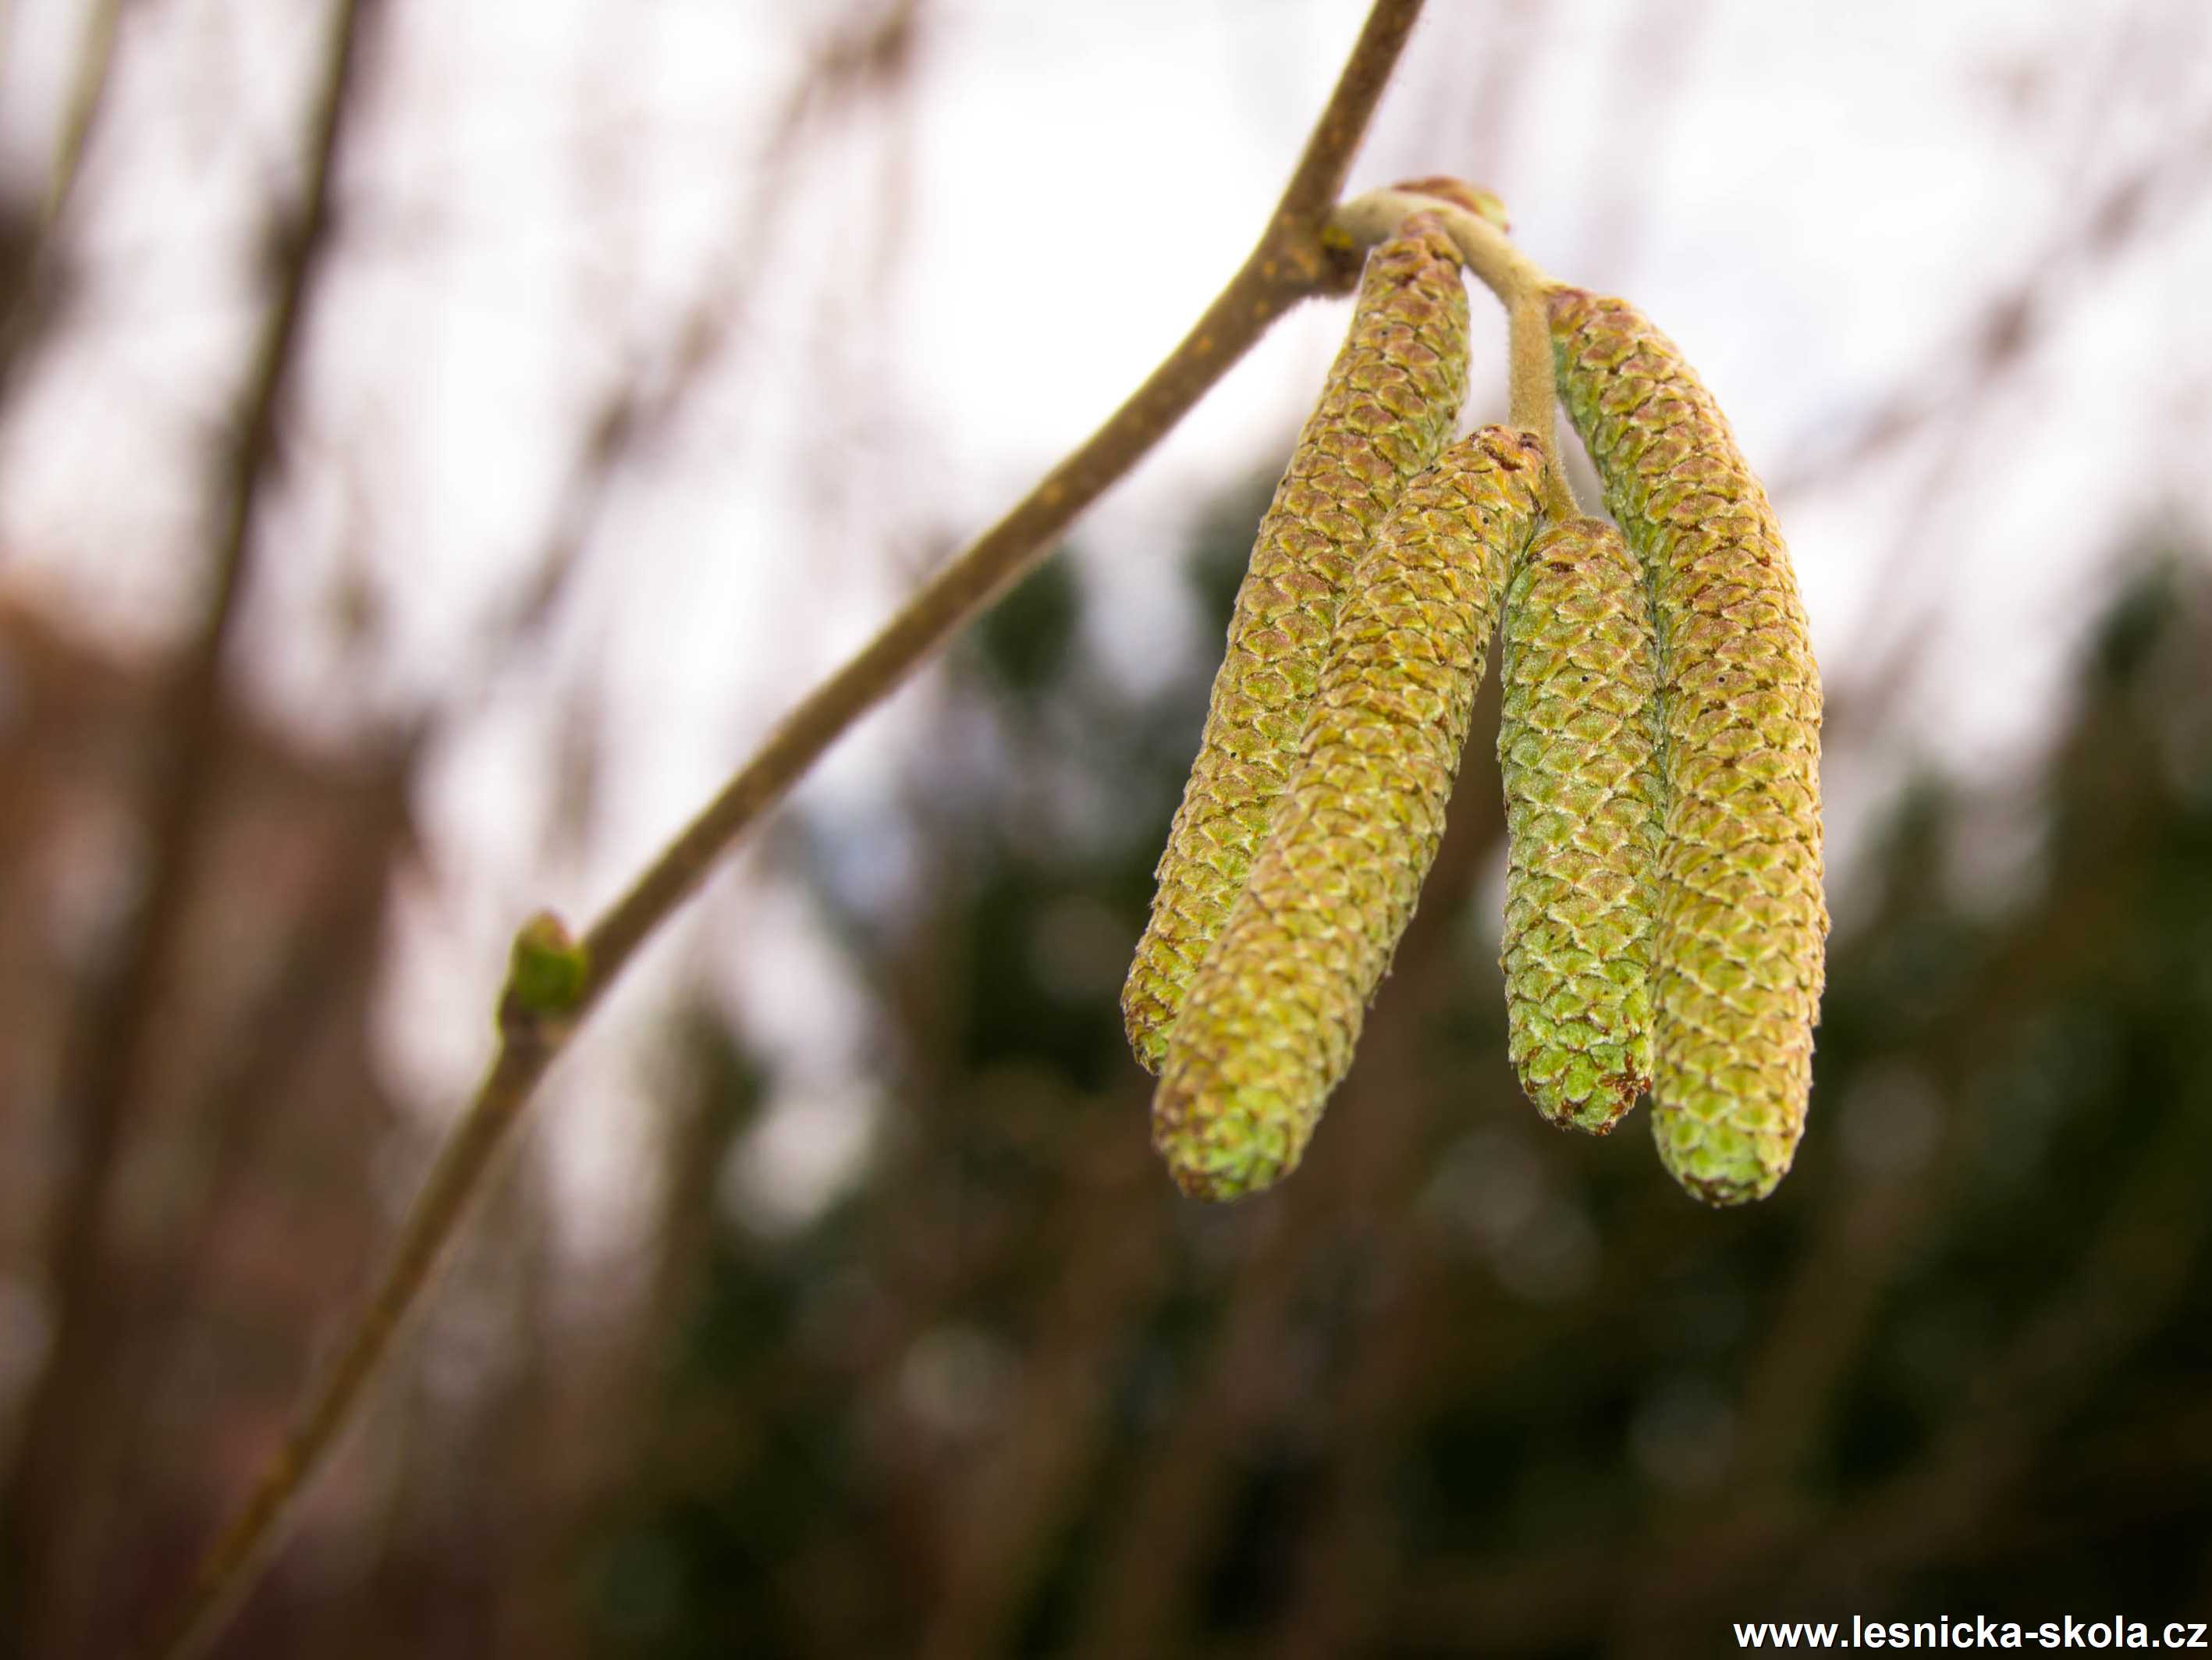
[1153,429,1546,1200]
[1121,222,1471,1073]
[1549,288,1828,1205]
[1498,516,1660,1133]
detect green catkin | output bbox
[1152,428,1547,1200]
[1121,220,1472,1073]
[1497,515,1661,1134]
[1547,287,1829,1205]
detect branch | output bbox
[0,0,133,406]
[477,0,922,674]
[0,2,379,1653]
[143,5,1433,1655]
[45,0,130,227]
[1273,1,1427,229]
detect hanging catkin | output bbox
[1153,428,1546,1200]
[1548,287,1828,1204]
[1497,514,1661,1133]
[1121,219,1471,1073]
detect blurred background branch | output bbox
[0,2,379,1652]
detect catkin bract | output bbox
[1549,288,1828,1205]
[1154,428,1546,1200]
[1122,222,1471,1072]
[1498,515,1660,1133]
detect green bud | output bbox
[500,910,588,1029]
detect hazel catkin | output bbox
[1547,287,1828,1205]
[1121,219,1471,1073]
[1152,428,1546,1200]
[1497,514,1660,1134]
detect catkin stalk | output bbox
[1498,515,1661,1133]
[1122,220,1471,1072]
[1548,288,1828,1205]
[1154,428,1546,1200]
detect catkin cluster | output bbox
[1124,207,1825,1208]
[1548,289,1827,1204]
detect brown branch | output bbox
[0,0,137,408]
[1273,0,1426,230]
[1767,111,2212,501]
[0,3,379,1655]
[45,0,130,228]
[1067,1175,1325,1660]
[914,1127,1170,1660]
[477,0,923,674]
[143,5,1433,1655]
[87,733,422,1572]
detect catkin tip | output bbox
[1653,1111,1791,1207]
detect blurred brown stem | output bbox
[0,0,135,403]
[145,4,1436,1656]
[479,0,923,677]
[45,0,129,227]
[0,2,378,1655]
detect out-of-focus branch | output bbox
[1770,112,2212,501]
[914,1124,1170,1660]
[144,5,1435,1656]
[1774,1086,2212,1610]
[83,731,423,1572]
[0,0,138,407]
[46,0,130,228]
[0,1,381,1654]
[478,0,924,674]
[1255,706,1508,1660]
[1070,1170,1324,1660]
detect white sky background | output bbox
[2,0,2210,1246]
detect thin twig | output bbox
[479,0,923,673]
[0,0,135,406]
[914,1129,1169,1660]
[144,5,1434,1655]
[46,0,130,228]
[1509,292,1577,517]
[0,2,378,1654]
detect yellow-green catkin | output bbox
[1548,287,1828,1205]
[1153,428,1547,1200]
[1121,220,1471,1073]
[1497,515,1660,1134]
